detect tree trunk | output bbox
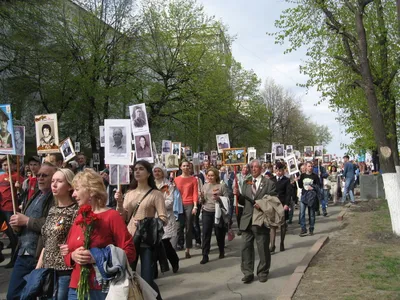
[355,8,395,173]
[356,5,399,236]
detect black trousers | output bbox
[192,203,201,244]
[162,238,179,267]
[201,210,226,256]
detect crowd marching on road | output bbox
[0,147,367,300]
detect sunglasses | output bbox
[37,173,50,178]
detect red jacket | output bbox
[64,209,136,289]
[0,172,24,212]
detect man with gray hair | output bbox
[111,127,125,154]
[236,159,276,284]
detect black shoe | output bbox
[299,230,308,237]
[241,274,254,283]
[172,264,179,273]
[309,231,314,236]
[200,255,209,264]
[259,276,268,283]
[185,252,191,259]
[270,245,275,253]
[219,252,225,259]
[323,212,328,217]
[280,243,285,252]
[237,231,242,236]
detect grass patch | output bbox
[360,200,400,292]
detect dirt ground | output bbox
[294,200,400,300]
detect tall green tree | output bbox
[271,0,400,235]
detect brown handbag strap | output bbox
[127,188,153,224]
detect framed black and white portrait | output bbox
[161,140,172,155]
[210,150,218,162]
[171,142,181,159]
[285,154,299,175]
[271,142,280,154]
[247,148,257,164]
[199,152,205,162]
[129,103,149,135]
[104,119,131,165]
[184,146,192,159]
[216,134,230,153]
[274,144,285,159]
[304,146,313,158]
[109,164,130,185]
[286,145,293,155]
[314,145,323,159]
[13,126,25,156]
[59,137,75,162]
[323,154,331,164]
[35,113,59,154]
[74,142,80,153]
[265,153,272,163]
[93,153,100,165]
[165,154,179,171]
[99,125,105,147]
[134,133,154,163]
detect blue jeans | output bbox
[68,288,107,300]
[343,178,355,202]
[7,255,37,300]
[322,189,329,211]
[300,201,315,232]
[47,274,71,300]
[132,246,162,300]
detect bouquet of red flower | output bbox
[75,205,98,300]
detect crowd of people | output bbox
[0,150,363,299]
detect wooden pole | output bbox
[6,155,16,214]
[234,165,239,215]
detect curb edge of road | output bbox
[276,236,330,300]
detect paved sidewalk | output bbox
[0,205,343,299]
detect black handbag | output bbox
[41,268,57,298]
[133,218,165,247]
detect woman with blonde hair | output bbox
[62,169,135,300]
[36,168,78,299]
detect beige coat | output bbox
[252,195,285,228]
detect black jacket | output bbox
[271,176,292,206]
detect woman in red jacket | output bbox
[62,169,136,300]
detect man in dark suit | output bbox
[270,162,291,252]
[237,159,276,283]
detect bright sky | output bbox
[198,0,351,156]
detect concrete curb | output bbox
[276,236,329,300]
[337,208,347,221]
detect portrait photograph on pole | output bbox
[216,134,230,153]
[34,113,59,154]
[0,104,16,155]
[104,119,132,165]
[13,126,25,156]
[129,103,149,135]
[59,137,75,162]
[134,132,154,163]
